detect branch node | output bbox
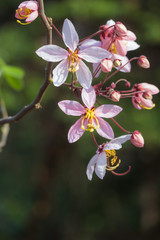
[35,103,42,109]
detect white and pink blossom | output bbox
[36,19,111,89]
[15,0,39,24]
[86,134,131,180]
[132,83,159,110]
[58,86,122,143]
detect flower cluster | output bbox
[15,3,159,180]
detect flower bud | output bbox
[113,59,122,67]
[125,81,131,88]
[143,91,152,100]
[101,59,112,73]
[137,55,150,68]
[110,82,116,89]
[110,91,121,102]
[131,130,144,148]
[114,22,127,37]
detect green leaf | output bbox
[3,65,25,91]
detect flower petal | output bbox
[26,1,39,10]
[52,59,69,87]
[62,18,79,52]
[115,39,127,56]
[76,60,92,89]
[95,104,122,118]
[96,117,114,139]
[26,11,38,22]
[36,45,68,62]
[86,154,98,180]
[106,19,115,26]
[95,152,107,179]
[139,83,159,95]
[126,41,140,51]
[112,54,131,73]
[68,117,85,143]
[80,39,101,50]
[81,86,96,109]
[58,100,85,116]
[78,47,111,63]
[104,134,131,150]
[93,63,101,78]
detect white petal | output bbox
[93,63,101,78]
[86,154,98,180]
[95,152,107,179]
[52,59,69,87]
[78,47,111,63]
[81,86,96,109]
[68,117,85,143]
[126,41,140,51]
[104,134,131,150]
[62,18,79,52]
[80,39,101,50]
[36,45,68,62]
[106,19,115,26]
[76,60,92,89]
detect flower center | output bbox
[68,49,79,73]
[110,43,117,54]
[81,107,99,133]
[105,149,121,171]
[16,7,33,25]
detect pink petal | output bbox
[112,54,131,73]
[95,152,107,179]
[18,1,29,8]
[140,97,154,109]
[139,83,159,95]
[26,11,38,22]
[86,154,98,180]
[115,39,127,56]
[106,19,115,26]
[78,47,111,63]
[96,117,114,139]
[93,63,101,78]
[76,60,92,89]
[68,118,85,143]
[132,97,142,110]
[52,59,69,87]
[104,134,131,150]
[124,30,136,41]
[36,45,68,62]
[62,18,79,52]
[95,104,122,118]
[80,39,101,50]
[81,86,96,109]
[126,41,140,51]
[58,100,85,116]
[26,1,38,10]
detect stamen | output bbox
[140,103,155,110]
[110,43,117,54]
[81,108,100,132]
[68,50,79,73]
[105,149,121,171]
[17,20,31,25]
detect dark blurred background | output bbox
[0,0,160,239]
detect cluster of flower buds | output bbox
[15,1,159,180]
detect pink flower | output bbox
[58,86,122,143]
[86,134,131,180]
[132,83,159,110]
[36,19,111,89]
[131,131,144,148]
[15,0,39,25]
[100,19,140,56]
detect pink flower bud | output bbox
[114,22,127,37]
[143,91,152,100]
[125,81,131,88]
[101,59,113,73]
[110,82,116,89]
[137,55,150,68]
[131,130,144,148]
[110,91,121,102]
[113,59,122,67]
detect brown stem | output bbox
[0,0,53,125]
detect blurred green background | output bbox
[0,0,160,239]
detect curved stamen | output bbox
[139,103,155,110]
[81,108,100,132]
[105,149,121,171]
[68,50,79,73]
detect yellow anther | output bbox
[110,43,117,54]
[105,149,121,171]
[68,49,79,73]
[81,108,100,133]
[140,103,155,110]
[17,20,31,25]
